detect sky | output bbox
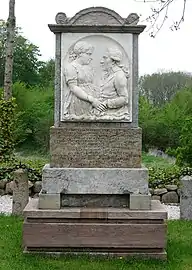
[0,0,192,75]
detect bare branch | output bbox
[134,0,187,37]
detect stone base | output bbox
[39,192,151,210]
[23,200,167,260]
[40,165,150,210]
[42,165,149,195]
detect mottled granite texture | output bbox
[50,127,142,168]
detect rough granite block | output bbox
[42,164,149,195]
[130,194,151,210]
[50,127,142,168]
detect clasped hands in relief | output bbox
[87,95,108,112]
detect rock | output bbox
[180,176,192,220]
[149,188,154,195]
[0,179,8,189]
[33,181,42,193]
[165,184,178,191]
[151,195,160,201]
[28,181,33,189]
[32,193,39,199]
[153,188,167,195]
[5,181,14,195]
[162,191,179,204]
[0,189,5,196]
[177,188,181,196]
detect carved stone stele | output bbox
[48,7,146,123]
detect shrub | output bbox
[0,97,17,162]
[148,166,192,189]
[12,82,54,152]
[175,117,192,167]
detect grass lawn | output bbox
[142,152,174,169]
[14,151,173,171]
[0,215,192,270]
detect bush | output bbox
[148,166,192,189]
[0,97,17,162]
[175,117,192,167]
[12,82,54,152]
[0,158,44,183]
[139,87,192,155]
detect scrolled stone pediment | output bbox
[55,7,139,26]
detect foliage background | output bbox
[0,20,192,167]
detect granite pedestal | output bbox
[23,199,167,259]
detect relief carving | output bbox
[62,40,130,121]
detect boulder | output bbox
[151,195,160,201]
[0,179,8,189]
[33,181,42,193]
[149,188,154,195]
[162,191,179,204]
[5,181,14,194]
[28,181,33,189]
[154,188,167,196]
[0,189,5,196]
[165,184,178,191]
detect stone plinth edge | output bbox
[41,164,149,194]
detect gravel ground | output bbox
[0,195,180,219]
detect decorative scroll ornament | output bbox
[55,12,67,24]
[125,13,140,25]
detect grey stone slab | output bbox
[130,194,151,210]
[38,191,61,209]
[42,164,149,195]
[12,169,29,216]
[180,176,192,220]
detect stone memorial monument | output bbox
[23,7,167,259]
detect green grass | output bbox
[0,215,192,270]
[14,151,172,170]
[142,152,174,169]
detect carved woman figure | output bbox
[63,41,104,119]
[96,47,129,119]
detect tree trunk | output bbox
[3,0,15,100]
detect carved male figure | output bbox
[96,47,129,119]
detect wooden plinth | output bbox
[22,200,168,260]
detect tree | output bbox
[0,20,44,87]
[139,71,192,106]
[3,0,15,100]
[38,59,55,87]
[135,0,187,37]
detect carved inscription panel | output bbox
[61,33,133,122]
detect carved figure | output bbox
[63,41,129,120]
[95,47,129,119]
[63,41,104,119]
